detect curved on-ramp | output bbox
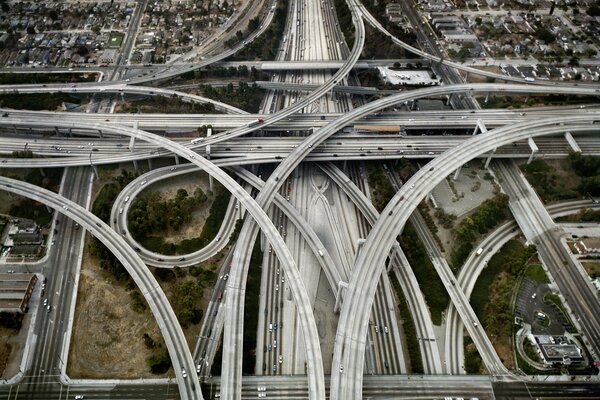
[0,176,200,400]
[445,200,600,374]
[330,116,600,400]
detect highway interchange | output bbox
[0,0,600,399]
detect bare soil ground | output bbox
[68,166,220,378]
[68,246,169,379]
[582,260,600,278]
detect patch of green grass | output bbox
[525,264,550,284]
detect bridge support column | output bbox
[484,151,495,169]
[342,160,347,171]
[527,137,539,164]
[484,92,490,104]
[133,159,138,171]
[54,127,60,136]
[45,204,52,214]
[68,128,73,136]
[207,127,213,192]
[38,168,45,177]
[453,165,462,181]
[129,136,136,151]
[564,132,581,153]
[147,158,152,170]
[334,281,348,314]
[98,129,103,138]
[92,165,99,179]
[427,191,438,209]
[524,95,529,103]
[174,155,180,165]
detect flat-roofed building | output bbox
[0,274,38,313]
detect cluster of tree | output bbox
[171,279,204,328]
[181,65,269,81]
[534,26,556,44]
[88,238,132,283]
[564,208,600,223]
[0,93,78,111]
[569,153,600,196]
[471,240,537,340]
[135,189,230,256]
[588,1,600,16]
[450,193,509,269]
[434,207,457,229]
[366,163,395,212]
[522,159,577,201]
[464,337,483,374]
[128,188,208,238]
[0,73,95,85]
[389,273,423,373]
[357,68,385,88]
[0,312,23,330]
[242,241,263,374]
[9,199,53,226]
[199,82,264,113]
[227,0,289,61]
[92,169,140,223]
[400,223,449,325]
[122,94,216,114]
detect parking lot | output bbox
[515,278,574,336]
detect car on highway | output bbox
[384,326,389,334]
[182,368,187,378]
[339,364,344,373]
[272,364,276,373]
[74,396,85,399]
[279,355,283,364]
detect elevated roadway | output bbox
[445,200,600,374]
[218,0,366,397]
[0,176,201,400]
[0,120,328,400]
[329,115,600,400]
[495,160,600,360]
[319,162,443,374]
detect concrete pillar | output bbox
[342,160,347,171]
[484,92,490,104]
[92,165,99,179]
[147,158,152,170]
[68,128,73,136]
[174,155,180,165]
[54,127,60,136]
[207,127,213,192]
[527,137,538,164]
[129,136,136,151]
[453,165,462,181]
[472,124,479,136]
[334,281,348,313]
[524,95,529,103]
[564,132,581,153]
[98,129,103,138]
[484,152,495,169]
[45,204,52,213]
[427,191,438,208]
[39,168,45,177]
[133,159,138,171]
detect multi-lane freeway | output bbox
[1,0,600,399]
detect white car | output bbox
[74,396,85,400]
[182,368,187,378]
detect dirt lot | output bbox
[68,247,168,379]
[68,165,221,378]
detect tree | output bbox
[77,45,89,56]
